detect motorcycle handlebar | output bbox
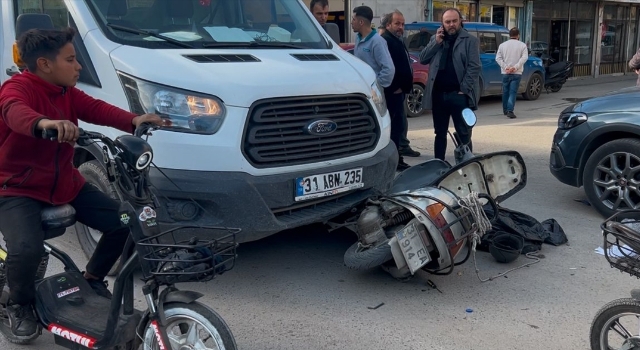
[477,193,499,222]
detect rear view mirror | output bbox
[461,108,477,127]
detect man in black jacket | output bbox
[381,10,414,171]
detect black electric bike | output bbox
[0,124,239,350]
[590,209,640,350]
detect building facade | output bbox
[529,0,640,77]
[424,0,640,78]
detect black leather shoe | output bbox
[7,304,38,338]
[397,160,411,172]
[399,147,421,157]
[506,111,517,119]
[86,278,113,299]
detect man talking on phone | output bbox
[419,8,480,161]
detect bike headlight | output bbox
[371,81,387,117]
[136,151,153,170]
[117,72,226,135]
[558,112,588,130]
[114,135,154,171]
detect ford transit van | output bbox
[1,0,397,261]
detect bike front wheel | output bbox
[142,302,237,350]
[590,298,640,350]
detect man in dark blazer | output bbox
[381,10,414,171]
[419,8,480,161]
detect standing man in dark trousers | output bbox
[419,8,480,161]
[381,10,414,170]
[496,27,528,119]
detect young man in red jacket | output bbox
[0,27,162,339]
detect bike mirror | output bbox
[461,108,477,127]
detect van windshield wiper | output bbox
[202,41,306,49]
[106,23,193,49]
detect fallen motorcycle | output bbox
[340,108,528,279]
[589,209,640,350]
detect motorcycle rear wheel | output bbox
[590,298,640,350]
[549,84,563,93]
[343,240,393,270]
[142,302,237,350]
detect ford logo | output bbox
[306,120,338,136]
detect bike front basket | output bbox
[601,210,640,279]
[137,226,239,285]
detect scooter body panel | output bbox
[34,270,141,349]
[435,151,527,203]
[389,159,452,194]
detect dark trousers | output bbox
[431,90,472,160]
[0,183,128,305]
[384,91,407,152]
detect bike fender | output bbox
[136,290,205,336]
[164,290,204,304]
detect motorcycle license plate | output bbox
[396,222,431,274]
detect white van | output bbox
[1,0,396,258]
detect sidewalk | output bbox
[564,73,637,87]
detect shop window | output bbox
[478,31,497,53]
[432,1,455,21]
[479,4,491,23]
[574,21,593,64]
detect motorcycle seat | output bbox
[548,61,572,73]
[41,204,77,240]
[389,159,451,194]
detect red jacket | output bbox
[0,71,137,205]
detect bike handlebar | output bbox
[41,123,158,144]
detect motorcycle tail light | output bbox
[426,203,464,257]
[426,203,444,218]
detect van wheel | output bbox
[75,160,122,276]
[522,73,542,100]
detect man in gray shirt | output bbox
[351,6,395,89]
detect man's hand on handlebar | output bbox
[132,114,166,129]
[36,119,79,143]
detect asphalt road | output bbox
[2,75,639,350]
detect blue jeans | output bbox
[502,74,522,113]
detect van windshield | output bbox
[86,0,329,49]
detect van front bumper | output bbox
[149,142,398,243]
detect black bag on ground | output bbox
[478,204,568,254]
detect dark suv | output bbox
[549,86,640,218]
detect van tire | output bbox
[75,160,122,276]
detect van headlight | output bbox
[117,72,226,135]
[371,81,387,117]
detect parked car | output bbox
[340,43,430,117]
[549,87,640,218]
[404,22,546,101]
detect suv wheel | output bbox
[583,138,640,217]
[522,73,542,101]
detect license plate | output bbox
[295,168,364,202]
[396,222,431,274]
